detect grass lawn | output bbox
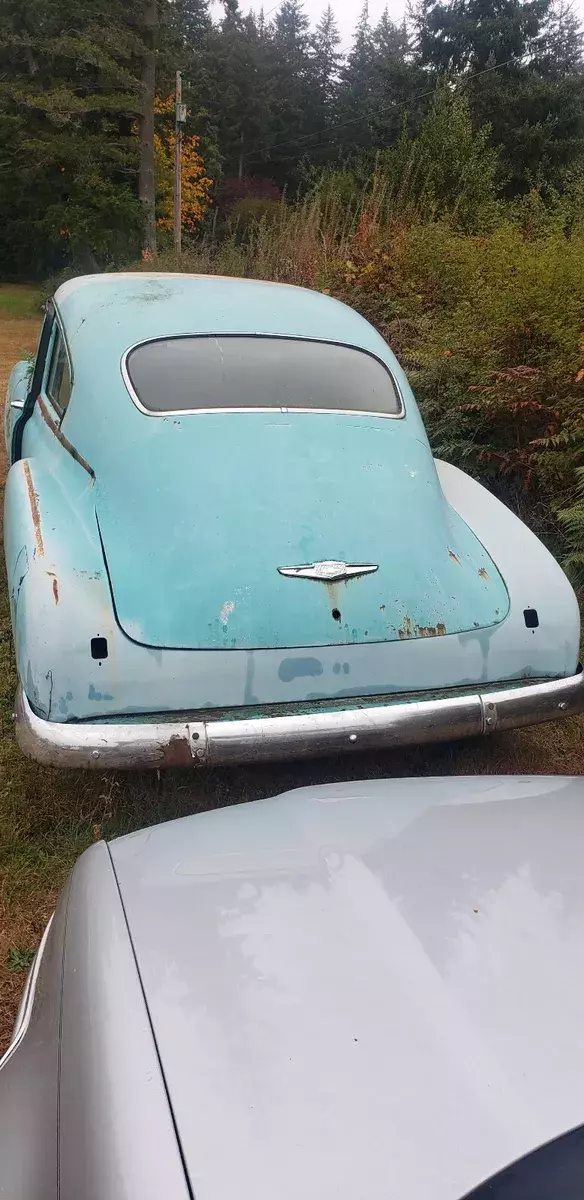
[1,283,583,1052]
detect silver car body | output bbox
[2,774,584,1198]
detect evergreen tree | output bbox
[413,0,584,193]
[414,0,549,71]
[311,5,343,110]
[203,1,274,180]
[338,3,376,149]
[535,0,584,77]
[0,0,146,275]
[168,0,211,47]
[261,0,315,183]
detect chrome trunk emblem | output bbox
[278,560,379,582]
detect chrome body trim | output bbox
[14,671,584,770]
[120,334,406,420]
[0,914,54,1071]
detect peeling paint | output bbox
[219,600,235,626]
[52,578,59,605]
[399,616,448,640]
[88,683,114,702]
[279,657,323,683]
[23,461,44,558]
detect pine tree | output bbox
[0,0,147,275]
[413,0,584,193]
[168,0,211,47]
[311,5,343,110]
[535,0,584,77]
[337,3,376,148]
[261,0,315,182]
[203,1,275,180]
[414,0,550,72]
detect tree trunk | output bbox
[139,0,158,254]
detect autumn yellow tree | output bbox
[154,96,212,234]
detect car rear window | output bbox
[124,336,402,416]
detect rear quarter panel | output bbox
[3,452,118,719]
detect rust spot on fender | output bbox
[478,567,490,580]
[160,733,195,767]
[448,550,461,565]
[414,623,447,638]
[23,461,44,557]
[399,615,413,639]
[52,578,59,605]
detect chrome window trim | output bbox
[0,913,54,1071]
[120,333,406,420]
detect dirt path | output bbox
[1,299,583,1051]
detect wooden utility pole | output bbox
[174,71,185,256]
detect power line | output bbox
[245,55,520,164]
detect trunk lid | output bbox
[96,412,509,650]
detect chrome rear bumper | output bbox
[14,671,584,769]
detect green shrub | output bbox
[227,197,285,242]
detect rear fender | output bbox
[436,459,580,673]
[3,456,118,719]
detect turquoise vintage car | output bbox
[4,273,584,768]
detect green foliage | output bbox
[7,946,35,972]
[375,89,501,230]
[227,196,284,240]
[0,286,43,316]
[558,468,584,587]
[1,0,583,272]
[0,0,147,276]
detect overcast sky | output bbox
[275,0,404,44]
[211,0,406,47]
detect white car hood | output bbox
[110,775,584,1200]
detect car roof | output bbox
[108,774,584,1200]
[54,272,388,359]
[54,271,430,478]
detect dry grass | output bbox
[0,286,583,1052]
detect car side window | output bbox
[46,328,72,418]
